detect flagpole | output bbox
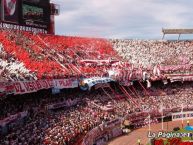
[181,104,184,129]
[161,103,164,131]
[148,114,151,144]
[149,114,151,131]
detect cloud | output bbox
[51,0,193,39]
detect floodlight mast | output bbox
[162,28,193,40]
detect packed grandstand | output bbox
[0,28,193,145]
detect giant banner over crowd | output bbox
[0,78,79,95]
[0,77,115,95]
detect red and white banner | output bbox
[160,65,191,72]
[54,79,78,89]
[13,80,54,94]
[0,78,78,95]
[0,111,28,127]
[81,118,122,145]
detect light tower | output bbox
[49,3,60,34]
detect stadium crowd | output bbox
[0,29,120,80]
[2,29,193,82]
[111,39,193,67]
[0,82,193,145]
[1,29,193,145]
[0,43,36,82]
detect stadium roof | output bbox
[162,29,193,34]
[162,28,193,40]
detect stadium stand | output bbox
[0,81,193,144]
[1,30,193,145]
[0,41,36,82]
[111,39,193,67]
[0,29,120,80]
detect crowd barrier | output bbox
[172,111,193,121]
[81,118,122,145]
[80,109,193,145]
[0,111,28,135]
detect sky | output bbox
[51,0,193,39]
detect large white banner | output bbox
[79,77,114,90]
[172,111,193,121]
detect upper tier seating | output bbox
[0,42,36,82]
[111,39,193,67]
[0,29,119,80]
